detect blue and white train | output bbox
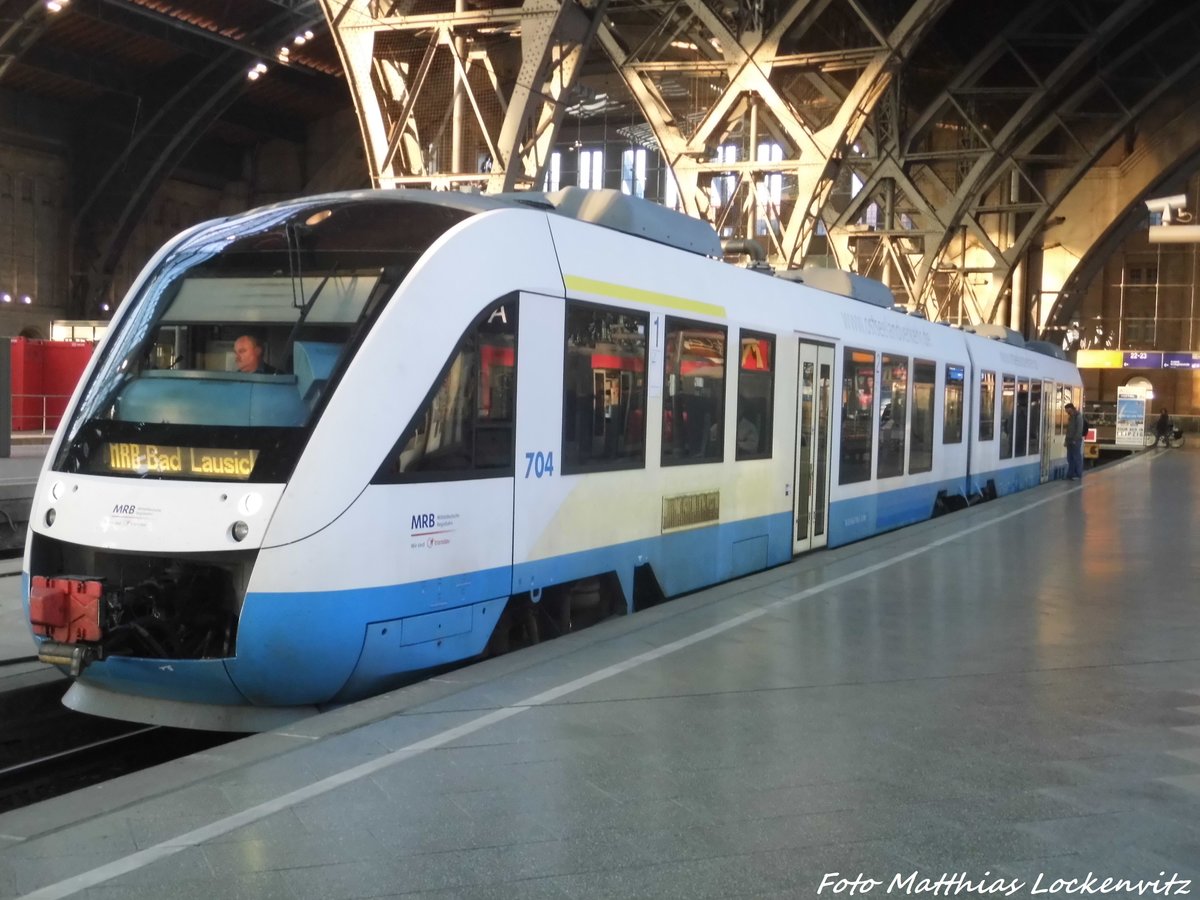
[24,188,1082,730]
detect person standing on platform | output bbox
[1065,402,1084,480]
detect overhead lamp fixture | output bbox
[0,293,10,303]
[46,0,70,12]
[20,295,31,304]
[247,62,268,81]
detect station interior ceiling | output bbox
[3,0,1200,411]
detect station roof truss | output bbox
[5,0,1200,333]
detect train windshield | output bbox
[53,199,472,482]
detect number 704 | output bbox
[524,451,555,478]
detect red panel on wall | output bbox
[10,338,94,432]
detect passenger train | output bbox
[23,188,1082,731]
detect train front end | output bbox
[23,193,483,730]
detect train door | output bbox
[1039,379,1055,482]
[794,341,835,553]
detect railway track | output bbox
[0,680,239,814]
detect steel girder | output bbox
[0,0,53,83]
[597,0,951,258]
[317,0,607,191]
[831,0,1200,334]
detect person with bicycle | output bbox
[1155,407,1172,447]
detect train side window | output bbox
[838,347,875,484]
[943,364,964,444]
[562,302,648,474]
[1029,381,1043,453]
[735,330,774,460]
[662,317,726,466]
[376,299,517,482]
[1015,378,1030,456]
[979,370,996,441]
[877,354,908,479]
[909,359,936,474]
[999,374,1016,460]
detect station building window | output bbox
[943,364,964,444]
[562,301,648,473]
[909,359,935,474]
[383,299,517,480]
[662,317,726,465]
[839,347,875,484]
[877,354,908,479]
[979,370,996,441]
[999,374,1016,460]
[735,330,774,459]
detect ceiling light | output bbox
[20,295,31,304]
[46,0,69,12]
[0,293,10,303]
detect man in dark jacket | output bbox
[1065,403,1084,480]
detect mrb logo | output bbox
[113,504,137,515]
[411,513,436,531]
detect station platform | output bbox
[2,448,1200,899]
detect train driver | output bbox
[234,334,280,375]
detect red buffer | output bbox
[29,576,103,643]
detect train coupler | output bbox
[37,640,102,677]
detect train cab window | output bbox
[562,302,648,473]
[735,331,774,460]
[1029,381,1043,453]
[979,370,996,441]
[943,364,964,444]
[999,374,1016,460]
[1014,378,1030,456]
[839,347,875,484]
[877,354,908,479]
[380,299,517,481]
[662,318,726,465]
[909,359,936,474]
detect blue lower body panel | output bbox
[969,460,1050,497]
[828,476,967,547]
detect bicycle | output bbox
[1145,426,1186,448]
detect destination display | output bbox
[100,442,259,479]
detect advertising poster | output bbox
[1115,387,1146,447]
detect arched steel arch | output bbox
[320,0,1200,332]
[66,1,327,317]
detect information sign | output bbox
[1122,351,1163,368]
[1115,388,1146,447]
[1163,352,1200,370]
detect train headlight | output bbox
[231,520,249,542]
[45,508,56,527]
[50,481,65,501]
[238,492,263,516]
